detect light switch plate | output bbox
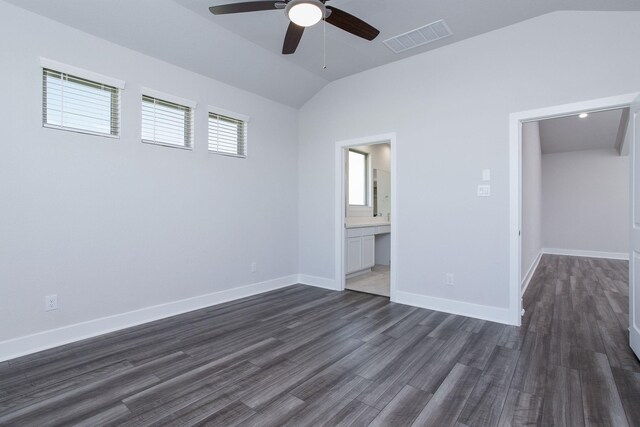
[477,185,491,197]
[482,169,491,181]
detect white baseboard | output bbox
[0,275,299,363]
[394,290,515,326]
[297,274,338,291]
[542,248,629,260]
[521,251,542,296]
[346,269,372,280]
[631,325,640,360]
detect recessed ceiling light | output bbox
[579,113,589,119]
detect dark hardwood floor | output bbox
[1,254,639,426]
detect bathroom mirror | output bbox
[373,169,391,219]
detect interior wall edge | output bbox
[394,290,515,326]
[541,248,629,260]
[0,274,301,363]
[521,251,543,295]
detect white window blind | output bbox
[141,95,193,149]
[208,112,247,157]
[42,68,120,136]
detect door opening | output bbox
[509,93,640,357]
[335,133,397,300]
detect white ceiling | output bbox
[539,108,629,155]
[6,0,640,107]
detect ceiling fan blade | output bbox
[325,6,380,41]
[209,1,284,15]
[282,21,304,55]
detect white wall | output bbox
[370,144,391,172]
[0,2,299,343]
[298,11,640,320]
[521,122,542,285]
[542,149,629,254]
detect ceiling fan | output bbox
[209,0,380,55]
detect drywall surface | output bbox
[298,11,640,312]
[542,149,629,253]
[521,122,542,284]
[0,2,299,342]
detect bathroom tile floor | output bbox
[346,265,390,297]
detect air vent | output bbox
[383,20,452,54]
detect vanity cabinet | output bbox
[346,235,375,274]
[345,225,388,274]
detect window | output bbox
[141,95,193,149]
[348,150,368,206]
[43,69,120,136]
[208,112,248,157]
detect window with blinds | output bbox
[208,112,247,158]
[42,68,120,136]
[141,95,193,149]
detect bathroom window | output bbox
[348,150,368,206]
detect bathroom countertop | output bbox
[345,222,391,229]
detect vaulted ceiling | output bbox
[6,0,640,107]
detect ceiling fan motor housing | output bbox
[285,0,327,27]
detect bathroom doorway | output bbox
[334,133,397,299]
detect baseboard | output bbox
[394,290,515,326]
[542,248,629,260]
[346,269,372,280]
[521,251,542,296]
[297,274,338,291]
[631,324,640,360]
[0,275,299,363]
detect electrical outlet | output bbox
[446,273,454,286]
[45,295,58,311]
[251,262,257,273]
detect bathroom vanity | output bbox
[345,222,390,275]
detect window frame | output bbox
[207,106,250,159]
[140,88,196,150]
[40,59,125,139]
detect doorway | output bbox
[520,107,631,294]
[335,133,397,299]
[509,93,640,347]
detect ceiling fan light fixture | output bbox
[286,0,323,27]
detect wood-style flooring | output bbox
[1,254,639,426]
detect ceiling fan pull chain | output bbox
[323,14,327,69]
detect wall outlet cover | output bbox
[45,295,58,311]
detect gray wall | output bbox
[298,10,640,315]
[542,149,629,254]
[0,2,299,342]
[521,122,542,285]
